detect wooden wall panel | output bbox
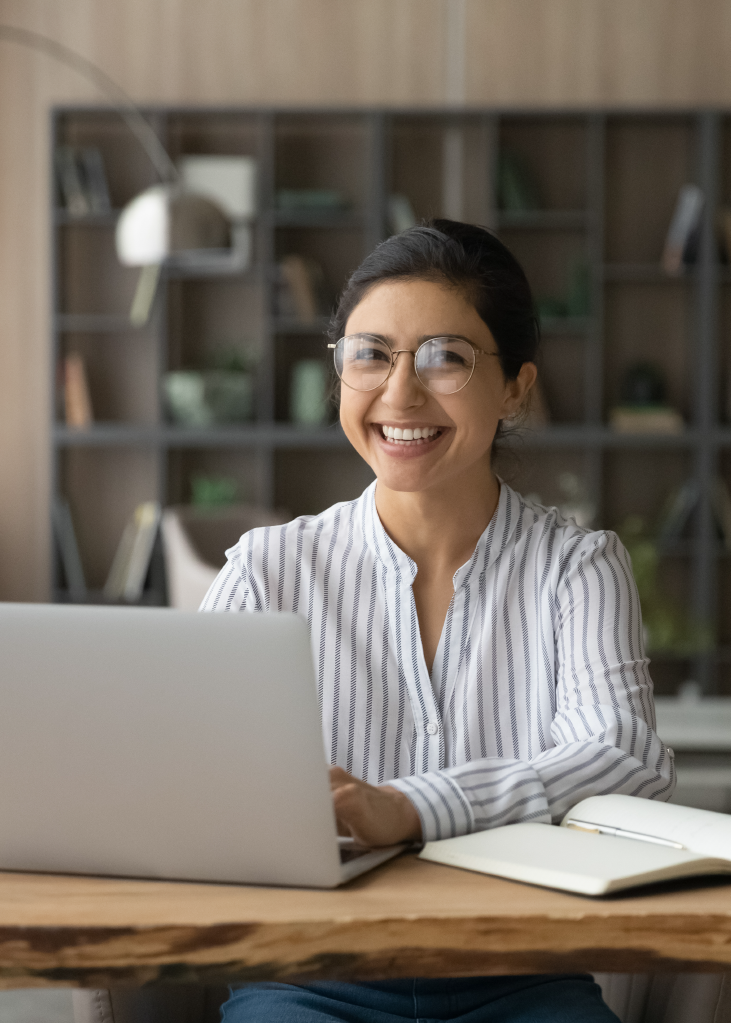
[465,1,731,107]
[1,0,731,598]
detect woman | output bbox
[203,220,674,1022]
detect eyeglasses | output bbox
[328,334,496,395]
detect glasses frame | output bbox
[328,334,499,395]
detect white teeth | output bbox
[380,425,440,442]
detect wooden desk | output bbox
[1,854,731,989]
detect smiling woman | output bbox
[202,221,672,1023]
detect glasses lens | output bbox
[415,338,475,394]
[335,335,392,391]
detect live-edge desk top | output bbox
[1,854,730,988]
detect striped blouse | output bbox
[201,480,675,842]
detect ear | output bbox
[499,361,538,419]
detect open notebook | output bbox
[419,795,731,896]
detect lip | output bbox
[369,422,450,458]
[376,422,447,430]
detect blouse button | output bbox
[426,722,439,735]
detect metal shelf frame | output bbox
[50,109,731,690]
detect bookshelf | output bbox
[51,108,731,696]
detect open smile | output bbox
[375,424,446,447]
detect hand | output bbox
[329,766,422,846]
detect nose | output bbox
[381,349,425,409]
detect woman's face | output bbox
[339,278,536,496]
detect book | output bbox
[55,146,111,216]
[662,184,704,276]
[713,478,731,552]
[64,353,93,428]
[654,476,731,550]
[498,152,540,213]
[609,406,684,435]
[276,188,347,213]
[388,194,418,235]
[51,498,87,600]
[122,502,162,601]
[104,502,161,602]
[419,794,731,897]
[129,264,161,326]
[78,147,111,214]
[278,254,322,322]
[55,146,90,216]
[655,478,699,545]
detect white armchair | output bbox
[161,504,288,612]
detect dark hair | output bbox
[329,219,540,381]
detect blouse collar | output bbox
[359,479,520,588]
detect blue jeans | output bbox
[221,976,620,1022]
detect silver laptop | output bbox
[0,603,404,887]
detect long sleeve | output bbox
[388,530,675,842]
[200,484,675,846]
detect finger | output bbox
[329,765,354,789]
[332,782,360,811]
[332,786,376,845]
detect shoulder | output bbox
[508,486,630,578]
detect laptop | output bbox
[0,603,405,887]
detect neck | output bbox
[374,463,501,573]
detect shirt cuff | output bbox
[387,771,475,841]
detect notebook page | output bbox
[420,822,707,896]
[562,795,731,859]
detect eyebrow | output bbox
[367,333,480,349]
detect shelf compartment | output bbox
[498,116,588,212]
[56,109,161,210]
[274,447,374,517]
[604,281,693,423]
[274,113,370,215]
[605,115,695,264]
[59,446,159,589]
[166,277,266,372]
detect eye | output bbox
[419,340,473,371]
[353,344,391,364]
[433,349,470,367]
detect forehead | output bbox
[344,278,491,343]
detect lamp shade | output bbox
[115,184,230,267]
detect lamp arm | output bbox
[0,24,178,183]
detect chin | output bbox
[373,465,439,494]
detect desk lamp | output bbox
[0,25,243,322]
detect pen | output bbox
[564,819,685,850]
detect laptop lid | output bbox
[0,603,344,887]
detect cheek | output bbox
[456,380,506,431]
[338,387,370,430]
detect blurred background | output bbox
[2,0,731,815]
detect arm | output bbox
[340,530,675,844]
